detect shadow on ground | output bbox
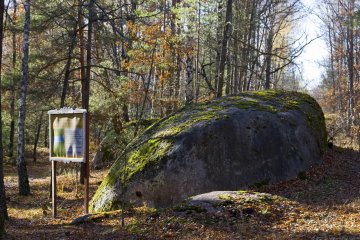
[257,146,360,208]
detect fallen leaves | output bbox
[4,146,360,239]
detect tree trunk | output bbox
[347,0,355,133]
[241,0,256,92]
[215,0,223,90]
[44,124,48,148]
[80,0,94,184]
[134,40,157,136]
[81,0,91,111]
[8,0,17,158]
[0,0,8,232]
[16,0,31,196]
[9,91,15,159]
[233,25,239,95]
[216,0,232,98]
[185,55,193,104]
[122,103,130,122]
[173,0,182,110]
[265,27,274,89]
[225,52,231,95]
[60,24,78,108]
[33,111,44,162]
[328,23,336,113]
[195,0,201,101]
[78,0,85,87]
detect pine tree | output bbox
[17,0,31,196]
[0,0,8,236]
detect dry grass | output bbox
[3,146,360,239]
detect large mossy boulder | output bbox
[90,90,327,212]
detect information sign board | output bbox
[48,108,87,162]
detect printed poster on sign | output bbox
[49,110,86,162]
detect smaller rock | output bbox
[92,150,104,169]
[185,191,238,213]
[70,214,93,225]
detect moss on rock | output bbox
[90,137,173,212]
[124,138,172,181]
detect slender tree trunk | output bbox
[216,0,232,98]
[80,0,93,184]
[8,0,17,158]
[214,0,223,91]
[185,55,193,104]
[78,0,85,87]
[0,0,8,235]
[195,0,201,101]
[328,24,336,113]
[122,103,129,122]
[173,6,181,111]
[347,0,355,133]
[241,0,255,91]
[134,40,157,136]
[170,0,177,110]
[233,24,239,95]
[33,111,44,162]
[80,2,88,110]
[44,124,48,148]
[174,54,181,108]
[225,52,231,95]
[265,27,274,89]
[69,0,84,195]
[84,0,93,123]
[17,0,31,196]
[9,99,15,158]
[249,0,262,91]
[60,24,78,108]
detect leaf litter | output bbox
[4,146,360,239]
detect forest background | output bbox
[0,0,359,236]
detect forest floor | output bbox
[3,145,360,239]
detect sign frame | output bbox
[48,108,87,163]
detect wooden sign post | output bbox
[48,108,89,218]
